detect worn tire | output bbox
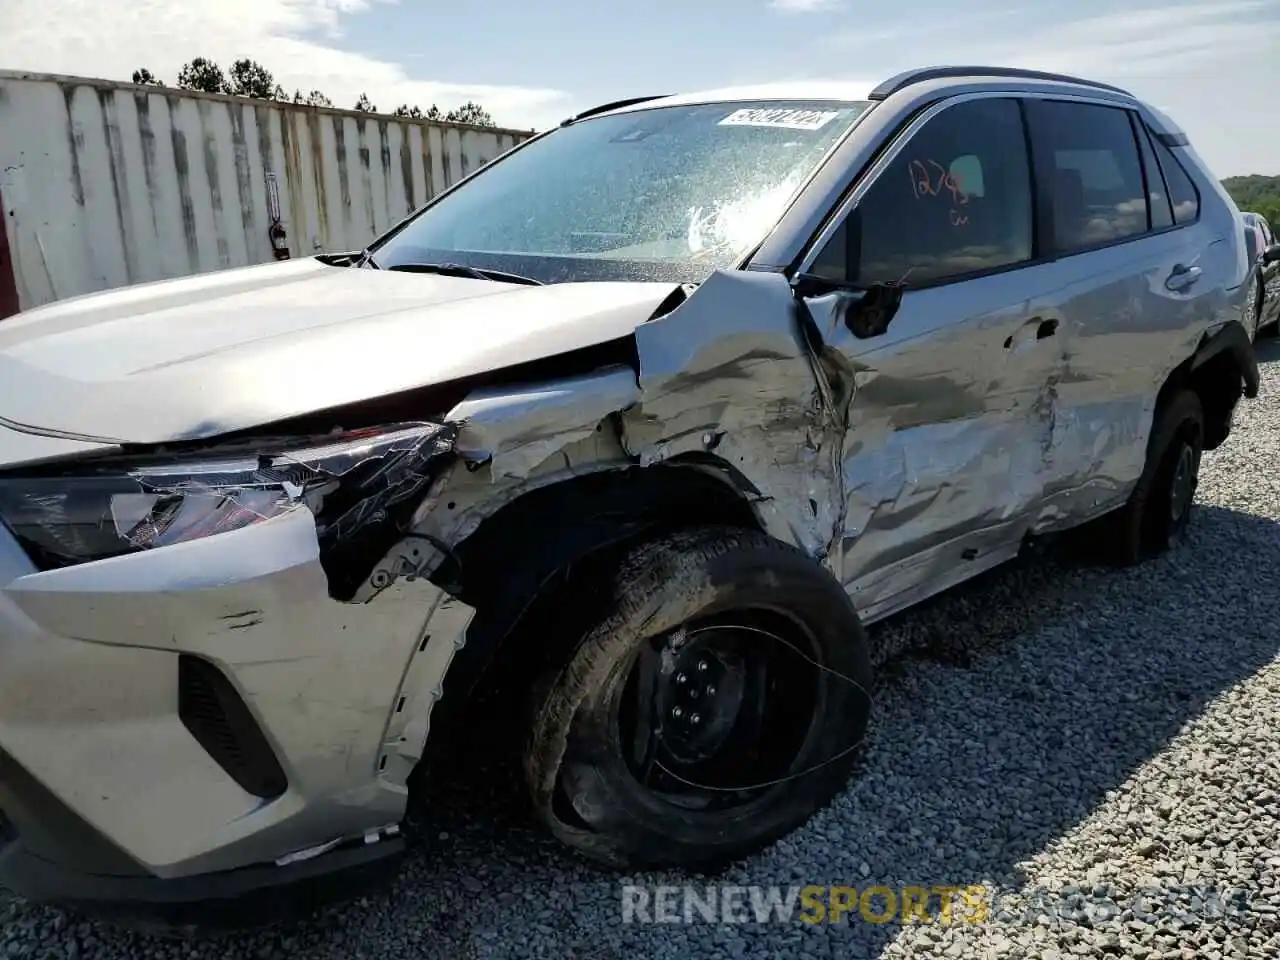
[523,526,872,871]
[1098,389,1205,566]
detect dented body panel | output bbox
[0,504,472,876]
[0,71,1255,914]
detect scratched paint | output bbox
[0,71,533,314]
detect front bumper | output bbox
[0,771,404,930]
[0,485,473,917]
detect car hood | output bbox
[0,258,676,446]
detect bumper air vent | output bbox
[178,655,287,800]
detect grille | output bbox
[178,655,287,800]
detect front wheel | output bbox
[523,526,873,870]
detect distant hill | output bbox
[1223,174,1280,226]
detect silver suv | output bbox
[0,66,1257,927]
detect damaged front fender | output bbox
[622,269,848,564]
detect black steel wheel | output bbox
[523,526,872,870]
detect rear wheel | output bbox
[1092,389,1205,566]
[523,526,872,870]
[1251,275,1269,338]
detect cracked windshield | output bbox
[371,100,870,284]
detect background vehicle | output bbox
[0,66,1257,929]
[1242,211,1280,336]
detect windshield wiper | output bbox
[385,261,543,285]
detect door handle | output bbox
[1166,264,1202,292]
[1003,316,1058,349]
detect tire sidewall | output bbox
[531,529,872,868]
[1136,392,1205,558]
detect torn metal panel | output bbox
[623,269,846,563]
[446,366,640,481]
[365,430,634,601]
[377,586,476,788]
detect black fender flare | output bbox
[1190,319,1259,399]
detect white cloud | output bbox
[981,1,1277,80]
[801,1,1279,176]
[768,0,844,13]
[953,1,1280,175]
[0,0,580,130]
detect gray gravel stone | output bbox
[6,341,1280,959]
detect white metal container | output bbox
[0,71,534,315]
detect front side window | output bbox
[1026,100,1148,253]
[369,100,870,284]
[809,97,1032,287]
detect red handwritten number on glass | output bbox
[909,160,933,198]
[908,158,971,227]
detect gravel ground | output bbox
[5,341,1280,960]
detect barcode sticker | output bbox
[718,108,841,131]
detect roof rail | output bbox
[561,95,671,126]
[868,66,1132,101]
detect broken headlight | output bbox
[0,422,456,571]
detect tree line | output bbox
[1223,175,1280,231]
[130,59,496,127]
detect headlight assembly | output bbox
[0,422,457,573]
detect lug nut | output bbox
[676,672,688,684]
[690,713,701,725]
[672,706,684,719]
[688,688,699,699]
[697,660,710,673]
[706,684,716,696]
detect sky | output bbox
[0,0,1276,177]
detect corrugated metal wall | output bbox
[0,71,534,315]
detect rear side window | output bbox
[1151,137,1200,224]
[1133,119,1173,230]
[809,97,1032,287]
[1025,100,1148,253]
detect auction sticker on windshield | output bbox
[718,108,842,130]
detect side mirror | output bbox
[1263,244,1280,266]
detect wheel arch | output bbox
[1158,319,1257,451]
[426,459,769,730]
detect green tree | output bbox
[176,57,228,94]
[1223,175,1280,228]
[354,93,377,113]
[131,68,163,87]
[445,100,495,127]
[227,58,276,99]
[393,104,424,119]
